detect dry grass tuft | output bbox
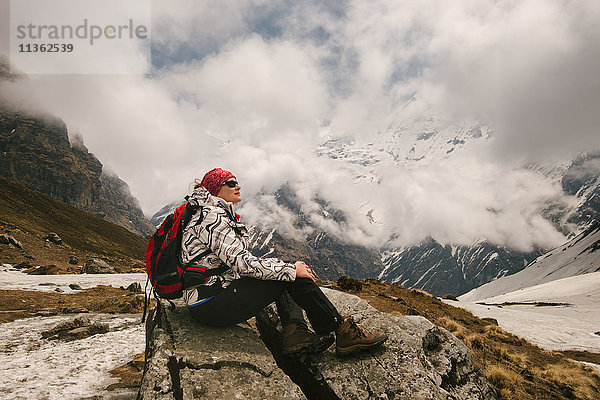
[535,362,600,400]
[485,365,522,397]
[483,324,526,346]
[437,316,467,339]
[410,288,435,298]
[464,333,484,350]
[507,351,529,368]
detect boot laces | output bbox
[292,322,319,340]
[347,316,368,338]
[295,323,312,335]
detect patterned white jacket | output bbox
[180,186,296,307]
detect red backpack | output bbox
[142,199,229,321]
[145,201,200,300]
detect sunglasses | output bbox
[222,180,239,188]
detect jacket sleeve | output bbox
[197,207,296,282]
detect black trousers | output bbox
[188,277,344,334]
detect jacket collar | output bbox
[189,187,239,221]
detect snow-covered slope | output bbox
[460,223,600,302]
[451,272,600,354]
[468,271,600,307]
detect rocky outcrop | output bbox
[0,104,155,236]
[139,289,496,399]
[138,302,304,399]
[99,168,155,236]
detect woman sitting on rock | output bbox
[180,167,387,355]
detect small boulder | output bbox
[44,233,63,245]
[442,294,459,301]
[14,261,33,270]
[69,283,83,290]
[68,255,79,265]
[41,316,108,341]
[125,282,142,293]
[35,309,60,318]
[83,258,116,274]
[26,264,59,275]
[54,288,64,293]
[60,305,89,314]
[8,236,22,249]
[0,234,9,244]
[336,275,363,291]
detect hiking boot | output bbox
[335,315,388,355]
[281,322,335,356]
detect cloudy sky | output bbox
[1,0,599,251]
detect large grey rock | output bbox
[0,234,22,249]
[138,308,177,400]
[44,232,62,244]
[139,289,496,400]
[256,288,497,400]
[138,301,305,400]
[82,258,116,274]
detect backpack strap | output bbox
[179,199,232,280]
[208,264,230,276]
[186,264,230,276]
[186,249,212,265]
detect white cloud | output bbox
[2,0,596,253]
[424,0,600,160]
[157,35,328,137]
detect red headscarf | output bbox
[200,168,236,196]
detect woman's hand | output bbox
[295,261,315,282]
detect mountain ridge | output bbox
[0,107,155,236]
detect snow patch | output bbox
[0,313,144,399]
[261,229,275,250]
[0,266,146,293]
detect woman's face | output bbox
[217,177,242,204]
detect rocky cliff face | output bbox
[562,152,600,227]
[0,108,154,236]
[138,290,497,399]
[379,239,539,296]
